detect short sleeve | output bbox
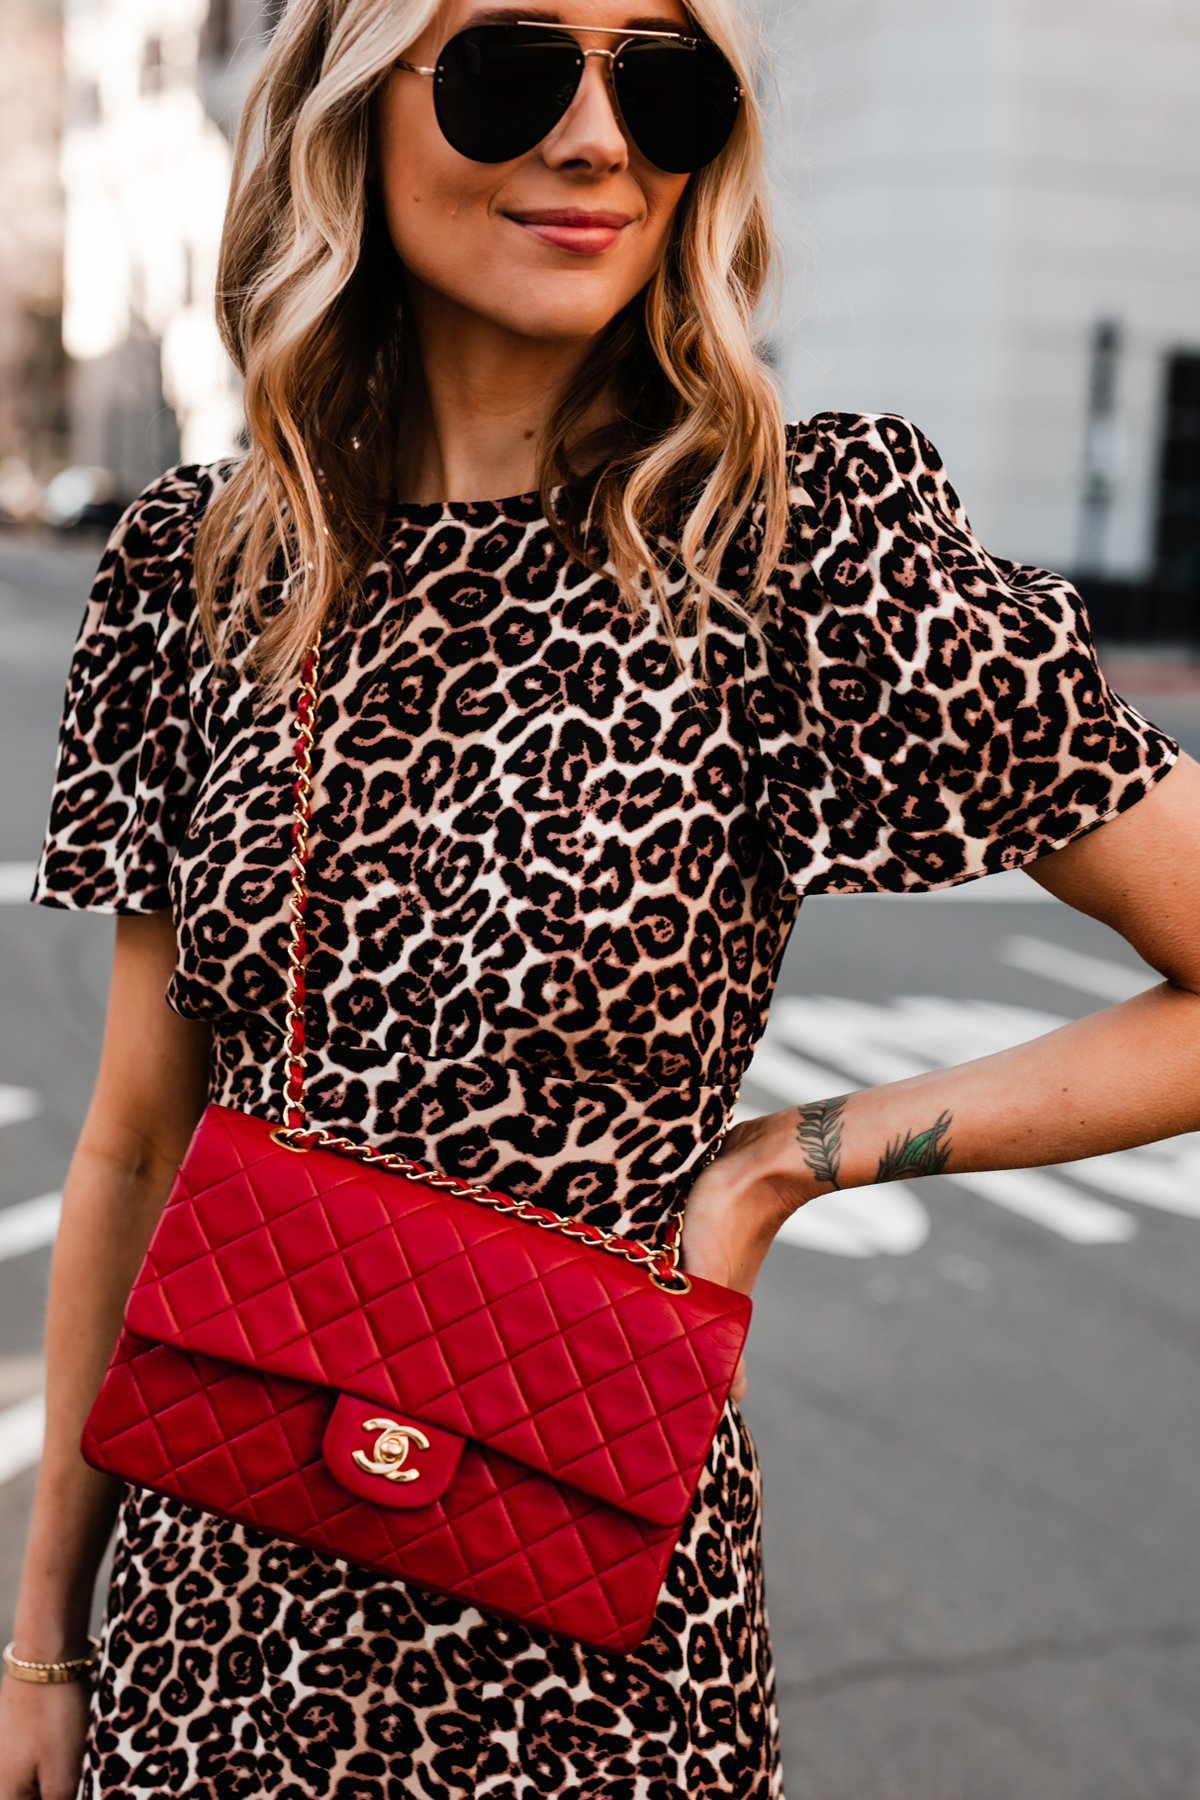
[751,413,1178,895]
[33,467,214,913]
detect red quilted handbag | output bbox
[81,639,751,1653]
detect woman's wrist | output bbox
[734,1085,957,1204]
[720,1110,829,1219]
[9,1509,114,1666]
[8,1596,97,1667]
[683,1108,828,1292]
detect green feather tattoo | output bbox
[795,1095,848,1190]
[875,1111,954,1183]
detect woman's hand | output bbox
[0,1680,92,1800]
[682,1111,814,1293]
[681,1111,819,1401]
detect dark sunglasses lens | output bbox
[613,40,741,173]
[434,26,584,162]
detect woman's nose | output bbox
[540,52,629,174]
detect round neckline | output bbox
[384,489,545,527]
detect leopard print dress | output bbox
[36,413,1175,1799]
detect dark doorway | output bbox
[1078,350,1200,647]
[1153,352,1200,641]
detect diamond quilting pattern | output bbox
[87,1103,750,1650]
[122,1105,750,1527]
[83,1335,679,1651]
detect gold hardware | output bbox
[650,1261,692,1294]
[352,1418,430,1483]
[269,1125,312,1154]
[281,632,322,1133]
[397,20,699,78]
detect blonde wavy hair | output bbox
[196,0,788,681]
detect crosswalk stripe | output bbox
[947,1169,1137,1246]
[1059,1149,1200,1219]
[743,1041,847,1105]
[0,862,36,904]
[0,1393,44,1486]
[769,994,1067,1080]
[0,1193,61,1262]
[1001,934,1158,1003]
[0,1086,40,1128]
[776,1184,931,1258]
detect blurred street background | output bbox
[2,2,1200,1796]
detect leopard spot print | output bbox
[37,413,1174,1798]
[84,1408,774,1800]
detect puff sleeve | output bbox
[33,467,213,913]
[749,414,1178,895]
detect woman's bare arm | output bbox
[0,913,209,1800]
[684,752,1200,1294]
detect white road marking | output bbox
[767,997,929,1085]
[1058,1145,1200,1219]
[869,995,1069,1060]
[0,862,36,904]
[777,1184,931,1258]
[0,1393,44,1486]
[946,1169,1137,1246]
[0,1086,40,1128]
[768,994,1067,1082]
[742,1041,847,1105]
[0,1193,61,1262]
[1001,934,1158,1003]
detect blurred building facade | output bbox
[0,0,67,515]
[773,0,1200,640]
[5,0,1197,638]
[59,0,271,498]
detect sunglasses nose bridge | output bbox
[565,45,627,143]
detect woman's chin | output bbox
[429,288,633,347]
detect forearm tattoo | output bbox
[795,1096,848,1190]
[875,1111,954,1183]
[795,1097,954,1190]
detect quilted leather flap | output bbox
[125,1106,751,1528]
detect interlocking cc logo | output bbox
[352,1418,430,1484]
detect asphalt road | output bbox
[2,537,1199,1799]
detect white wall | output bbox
[768,0,1200,579]
[62,0,243,483]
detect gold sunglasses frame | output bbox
[396,20,707,81]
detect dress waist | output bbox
[208,1020,735,1239]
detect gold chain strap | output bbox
[269,632,716,1297]
[281,634,322,1130]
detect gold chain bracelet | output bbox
[3,1636,100,1683]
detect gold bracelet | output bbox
[2,1637,100,1684]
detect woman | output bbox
[4,0,1199,1793]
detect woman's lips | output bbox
[504,209,631,254]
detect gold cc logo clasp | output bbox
[352,1418,430,1484]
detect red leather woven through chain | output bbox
[79,636,750,1651]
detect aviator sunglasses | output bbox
[396,21,743,174]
